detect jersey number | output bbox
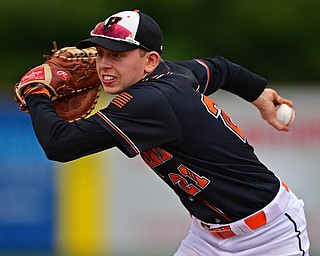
[202,95,246,142]
[169,165,210,196]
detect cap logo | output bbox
[90,11,141,44]
[103,16,133,41]
[105,16,122,29]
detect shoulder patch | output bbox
[111,92,133,108]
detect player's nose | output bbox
[98,56,113,70]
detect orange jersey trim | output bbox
[195,59,211,93]
[111,92,133,109]
[97,111,139,155]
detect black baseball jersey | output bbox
[27,56,279,224]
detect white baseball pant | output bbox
[174,181,310,256]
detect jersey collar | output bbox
[140,61,172,83]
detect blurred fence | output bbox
[0,97,55,253]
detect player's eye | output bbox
[113,53,122,58]
[96,51,104,57]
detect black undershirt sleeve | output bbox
[26,94,117,162]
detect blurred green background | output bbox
[1,0,320,90]
[1,1,319,256]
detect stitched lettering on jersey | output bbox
[141,147,210,197]
[141,147,172,168]
[178,165,210,189]
[168,165,211,196]
[201,94,246,143]
[111,92,133,108]
[140,147,230,219]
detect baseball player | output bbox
[20,10,309,255]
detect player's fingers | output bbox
[268,118,290,132]
[274,94,293,107]
[278,98,293,107]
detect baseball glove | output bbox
[14,41,101,122]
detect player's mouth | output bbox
[101,75,117,85]
[102,75,116,81]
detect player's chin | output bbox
[102,84,120,95]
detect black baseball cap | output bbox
[76,10,163,55]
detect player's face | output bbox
[95,46,150,94]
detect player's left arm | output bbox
[25,94,118,162]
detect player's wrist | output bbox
[22,83,52,98]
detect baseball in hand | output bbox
[276,104,295,126]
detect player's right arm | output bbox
[252,88,293,131]
[173,57,294,132]
[173,57,266,102]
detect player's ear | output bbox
[144,51,160,73]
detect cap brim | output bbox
[76,37,138,52]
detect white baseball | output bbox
[276,104,295,126]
